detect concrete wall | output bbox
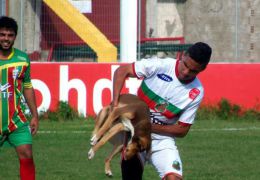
[146,0,185,38]
[184,0,260,62]
[146,0,260,62]
[8,0,41,57]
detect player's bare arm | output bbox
[23,88,39,135]
[112,64,136,107]
[151,122,191,138]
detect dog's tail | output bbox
[121,117,134,143]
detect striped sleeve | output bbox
[24,82,33,88]
[23,55,32,86]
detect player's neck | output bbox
[0,48,13,60]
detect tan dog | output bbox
[88,94,151,177]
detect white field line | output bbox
[191,127,260,131]
[37,127,260,134]
[37,130,88,134]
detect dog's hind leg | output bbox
[105,143,123,177]
[92,106,135,145]
[88,122,125,159]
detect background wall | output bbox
[146,0,260,62]
[6,0,260,62]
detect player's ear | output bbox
[199,64,207,72]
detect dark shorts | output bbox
[121,154,143,180]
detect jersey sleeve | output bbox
[23,57,33,88]
[178,88,204,124]
[134,57,161,79]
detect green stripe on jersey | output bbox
[139,81,182,115]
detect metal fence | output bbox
[2,0,260,62]
[0,0,6,16]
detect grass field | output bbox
[1,117,260,180]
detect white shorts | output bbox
[148,133,183,179]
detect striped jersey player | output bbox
[0,16,38,180]
[0,48,33,134]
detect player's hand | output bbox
[111,100,118,112]
[30,117,39,135]
[112,99,118,107]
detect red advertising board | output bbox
[31,62,260,116]
[198,63,260,110]
[31,62,141,116]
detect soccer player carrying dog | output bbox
[112,42,212,180]
[0,16,39,180]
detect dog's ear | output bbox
[137,137,150,153]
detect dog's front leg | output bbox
[88,123,125,159]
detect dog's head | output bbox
[123,136,151,160]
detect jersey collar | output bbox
[0,48,14,60]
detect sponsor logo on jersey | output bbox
[157,73,173,82]
[17,56,26,61]
[0,83,12,98]
[0,83,10,92]
[189,88,200,100]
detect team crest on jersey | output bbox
[189,88,200,100]
[12,68,19,79]
[172,160,181,171]
[157,73,173,82]
[154,99,169,113]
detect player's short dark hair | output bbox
[186,42,212,67]
[0,16,18,35]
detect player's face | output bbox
[0,28,16,52]
[177,55,205,82]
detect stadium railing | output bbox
[46,37,192,62]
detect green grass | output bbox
[1,118,260,180]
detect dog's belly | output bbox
[109,131,125,146]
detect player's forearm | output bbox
[113,69,126,104]
[113,64,135,105]
[23,88,39,119]
[151,123,190,138]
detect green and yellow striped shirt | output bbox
[0,48,32,134]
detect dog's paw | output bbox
[90,134,96,142]
[90,135,98,145]
[88,148,95,159]
[105,170,113,177]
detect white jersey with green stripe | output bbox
[134,57,204,125]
